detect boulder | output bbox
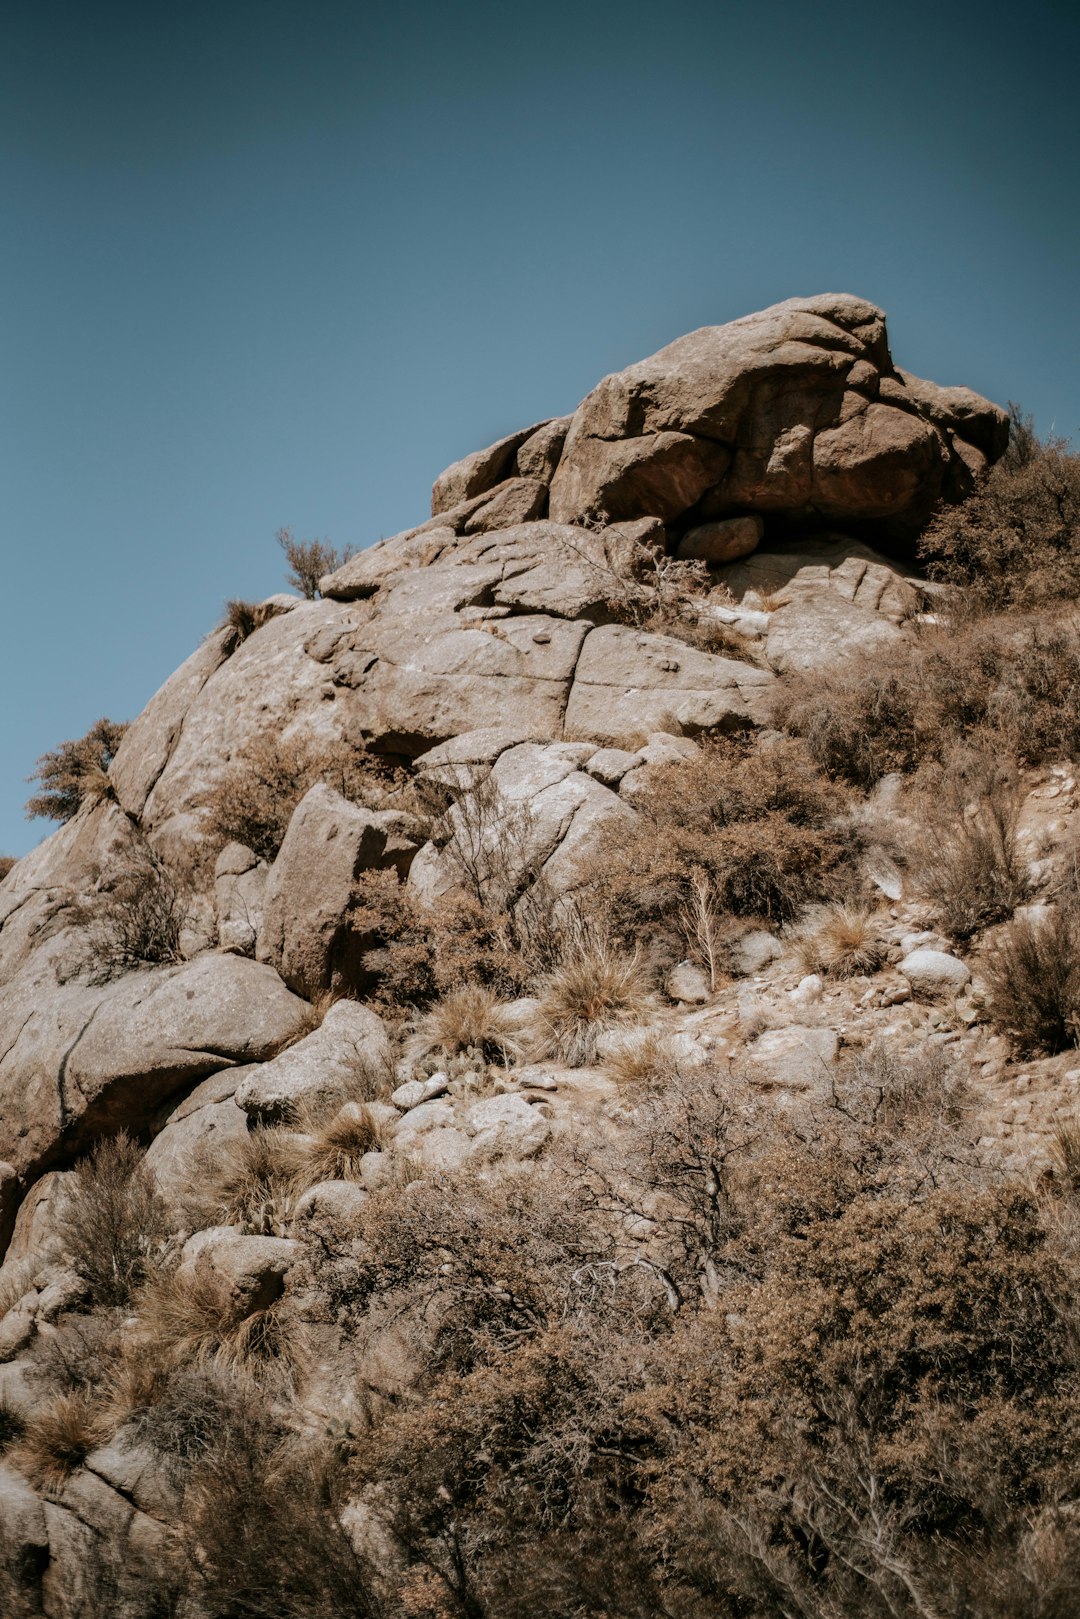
[0,954,309,1252]
[214,841,268,956]
[898,948,971,997]
[548,294,1007,543]
[432,423,548,514]
[143,1093,249,1209]
[465,1093,551,1161]
[234,999,391,1124]
[766,589,907,676]
[183,1231,299,1319]
[258,784,420,1000]
[294,1179,369,1226]
[744,1025,839,1094]
[666,961,712,1003]
[563,624,773,740]
[408,740,636,907]
[675,516,764,563]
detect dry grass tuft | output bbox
[794,902,887,978]
[218,597,289,654]
[534,942,654,1066]
[911,757,1028,941]
[299,1103,387,1185]
[602,1029,680,1089]
[12,1390,111,1492]
[134,1267,302,1385]
[1050,1122,1080,1200]
[0,855,16,882]
[190,1127,307,1236]
[420,983,524,1065]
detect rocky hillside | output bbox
[3,294,1080,1618]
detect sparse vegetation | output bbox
[25,716,127,822]
[299,1102,387,1184]
[277,525,357,598]
[0,855,15,881]
[195,731,403,863]
[911,753,1028,940]
[983,904,1080,1055]
[55,1131,169,1307]
[61,847,188,981]
[922,410,1080,613]
[219,595,289,653]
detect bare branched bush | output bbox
[277,525,356,598]
[534,940,654,1065]
[219,596,289,654]
[25,716,127,822]
[912,756,1028,941]
[437,767,541,911]
[983,906,1080,1055]
[195,731,399,863]
[794,901,887,978]
[55,1131,169,1307]
[62,848,188,981]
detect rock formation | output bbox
[9,294,1075,1618]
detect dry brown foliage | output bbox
[777,617,1080,788]
[277,525,357,598]
[911,753,1028,941]
[579,735,854,956]
[418,984,525,1064]
[11,1389,111,1492]
[793,900,887,977]
[60,847,188,981]
[533,940,654,1065]
[133,1265,302,1385]
[218,596,290,654]
[0,855,15,882]
[922,414,1080,613]
[55,1131,170,1306]
[195,730,402,863]
[299,1102,388,1184]
[983,904,1080,1055]
[25,716,127,822]
[185,1125,307,1235]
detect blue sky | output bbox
[2,0,1077,855]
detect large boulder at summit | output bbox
[546,294,1007,541]
[0,954,308,1251]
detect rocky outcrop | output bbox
[257,785,420,1000]
[0,955,308,1246]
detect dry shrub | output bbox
[534,940,654,1065]
[602,1028,680,1089]
[1050,1122,1080,1200]
[195,731,398,863]
[912,755,1028,941]
[55,1131,169,1307]
[218,596,289,654]
[277,525,356,598]
[778,618,1080,787]
[419,983,524,1064]
[181,1413,380,1619]
[299,1103,387,1185]
[347,869,535,1009]
[0,855,15,882]
[134,1265,302,1384]
[922,414,1080,613]
[581,734,853,952]
[12,1389,111,1491]
[25,716,127,823]
[62,848,188,982]
[794,900,887,977]
[187,1126,307,1236]
[983,906,1080,1055]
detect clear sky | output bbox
[2,0,1077,856]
